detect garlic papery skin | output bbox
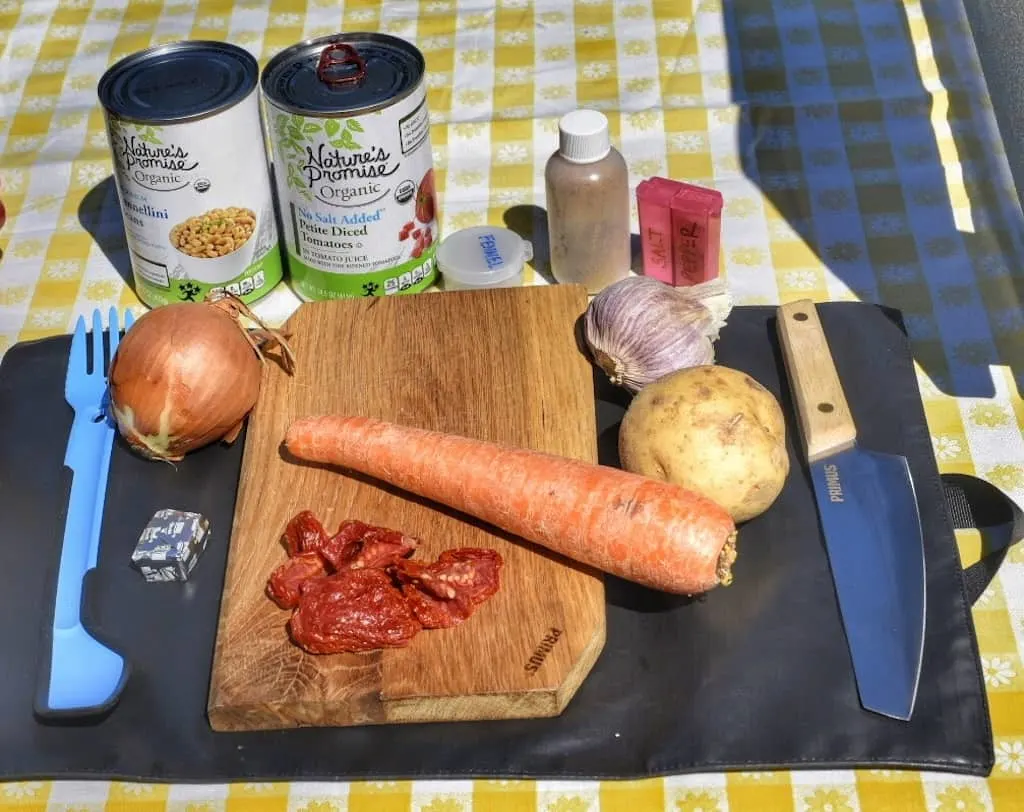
[583,276,719,393]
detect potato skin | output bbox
[618,365,789,523]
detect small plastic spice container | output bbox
[436,226,533,291]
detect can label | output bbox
[105,91,283,308]
[267,82,438,299]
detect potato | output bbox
[618,365,789,523]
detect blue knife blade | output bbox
[777,300,926,721]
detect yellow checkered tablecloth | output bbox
[2,0,1024,809]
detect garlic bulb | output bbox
[583,276,724,393]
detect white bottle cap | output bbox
[558,109,611,164]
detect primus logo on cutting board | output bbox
[823,463,845,503]
[110,124,198,192]
[525,627,564,674]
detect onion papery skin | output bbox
[108,302,262,462]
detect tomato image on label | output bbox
[415,168,436,224]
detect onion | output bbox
[108,291,295,462]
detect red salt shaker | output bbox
[636,179,676,285]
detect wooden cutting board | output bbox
[207,285,606,731]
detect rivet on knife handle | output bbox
[776,300,857,463]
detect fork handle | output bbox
[54,413,110,629]
[35,411,127,717]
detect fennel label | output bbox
[262,35,439,300]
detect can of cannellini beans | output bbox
[98,41,283,308]
[261,33,439,300]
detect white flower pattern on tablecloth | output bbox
[496,143,529,163]
[2,782,43,799]
[783,270,817,290]
[9,136,43,152]
[456,89,487,106]
[997,740,1024,773]
[622,40,650,56]
[983,657,1017,688]
[903,314,937,339]
[22,96,56,111]
[500,30,530,45]
[59,214,86,232]
[659,19,690,35]
[118,783,155,795]
[664,56,697,74]
[769,219,799,240]
[0,169,26,192]
[498,67,529,84]
[669,132,708,152]
[76,163,106,186]
[493,189,529,205]
[581,62,611,80]
[29,309,67,328]
[932,435,962,461]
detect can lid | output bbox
[437,226,533,287]
[98,40,258,124]
[558,109,611,164]
[261,33,424,116]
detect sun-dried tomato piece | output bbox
[288,569,421,654]
[319,519,374,570]
[320,521,418,571]
[281,510,329,558]
[266,551,328,610]
[342,527,418,571]
[393,548,503,629]
[399,576,469,629]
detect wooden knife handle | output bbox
[776,300,857,463]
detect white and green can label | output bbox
[267,82,439,299]
[104,89,283,308]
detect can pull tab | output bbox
[317,42,366,86]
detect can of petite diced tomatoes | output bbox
[261,33,439,300]
[98,41,284,308]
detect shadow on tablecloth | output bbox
[723,0,1024,399]
[77,175,134,291]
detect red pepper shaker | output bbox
[669,184,723,287]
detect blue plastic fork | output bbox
[35,307,135,718]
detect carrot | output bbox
[284,416,738,595]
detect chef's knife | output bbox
[776,300,926,721]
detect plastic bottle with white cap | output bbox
[544,109,631,293]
